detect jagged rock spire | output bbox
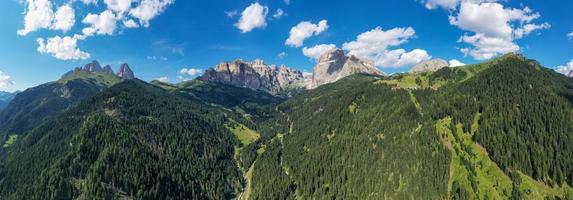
[117,63,135,80]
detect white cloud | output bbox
[104,0,133,14]
[555,59,573,76]
[273,8,286,19]
[225,10,238,18]
[146,56,167,60]
[458,33,519,60]
[277,52,286,59]
[82,10,117,36]
[79,0,97,5]
[52,4,75,32]
[0,71,14,89]
[284,0,290,5]
[129,0,173,27]
[449,59,466,67]
[235,3,269,33]
[17,0,173,60]
[302,44,337,60]
[123,19,139,28]
[17,1,78,35]
[37,35,90,60]
[514,23,550,39]
[447,1,549,60]
[342,27,431,68]
[568,31,573,40]
[285,20,328,47]
[156,76,169,82]
[423,0,459,10]
[180,68,202,76]
[18,0,55,36]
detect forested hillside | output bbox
[247,75,451,199]
[244,54,573,199]
[1,54,573,200]
[0,72,120,145]
[0,80,251,199]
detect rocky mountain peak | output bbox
[117,63,135,80]
[200,59,307,97]
[61,61,135,80]
[311,48,383,88]
[103,65,114,74]
[82,60,104,73]
[410,59,448,74]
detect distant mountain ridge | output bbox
[409,59,449,74]
[200,59,308,97]
[199,49,384,95]
[62,60,135,80]
[0,61,133,142]
[0,91,17,111]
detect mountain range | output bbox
[199,49,383,96]
[0,91,17,111]
[1,52,573,199]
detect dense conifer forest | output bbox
[1,54,573,199]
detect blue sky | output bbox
[0,0,572,92]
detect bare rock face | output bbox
[117,64,135,80]
[409,59,448,74]
[103,65,114,74]
[62,60,111,79]
[311,49,383,88]
[200,59,307,97]
[82,60,104,73]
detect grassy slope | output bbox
[58,71,121,86]
[225,119,261,200]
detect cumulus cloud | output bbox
[180,68,203,76]
[82,10,117,36]
[555,59,573,76]
[342,27,431,68]
[104,0,133,14]
[514,23,551,39]
[273,8,286,19]
[17,0,173,60]
[423,0,459,10]
[156,76,169,82]
[568,32,573,40]
[129,0,173,27]
[17,1,78,35]
[284,0,290,5]
[302,44,337,60]
[235,3,268,33]
[446,1,550,60]
[0,71,14,89]
[52,4,75,32]
[277,52,287,59]
[122,19,139,28]
[458,33,519,60]
[18,0,55,35]
[285,20,328,47]
[37,35,90,60]
[449,59,466,67]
